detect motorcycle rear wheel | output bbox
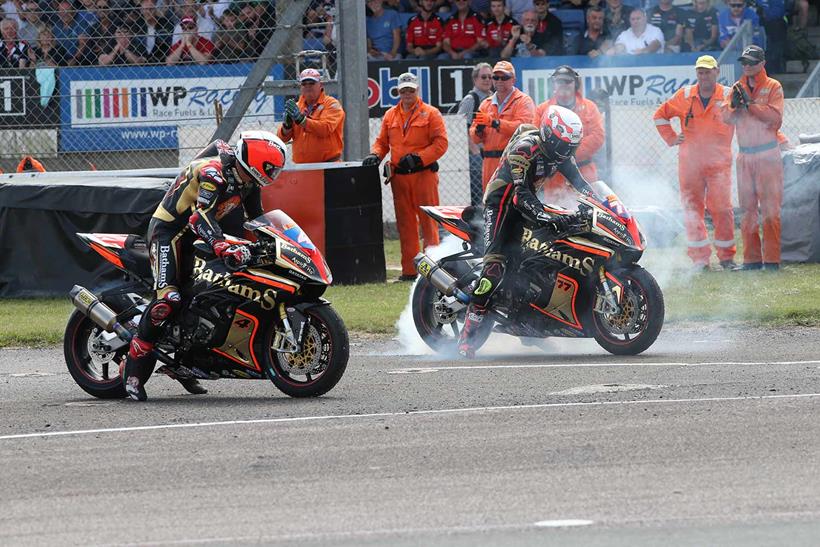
[64,308,129,399]
[592,267,664,356]
[261,304,349,397]
[412,277,492,354]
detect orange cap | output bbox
[492,61,514,76]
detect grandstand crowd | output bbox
[0,0,813,70]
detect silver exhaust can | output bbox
[70,285,133,341]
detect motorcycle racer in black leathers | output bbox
[121,130,288,401]
[458,105,598,358]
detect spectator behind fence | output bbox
[718,0,762,48]
[166,15,214,64]
[442,0,486,59]
[532,0,564,54]
[722,45,784,271]
[684,0,718,52]
[303,2,331,52]
[484,0,517,58]
[34,26,63,66]
[534,65,604,204]
[653,55,736,271]
[754,0,786,73]
[505,10,545,56]
[457,61,493,206]
[173,0,216,43]
[277,68,345,163]
[18,2,41,45]
[52,1,92,66]
[214,8,246,61]
[138,0,173,64]
[238,2,265,58]
[470,60,535,190]
[648,0,684,52]
[99,24,146,64]
[0,18,34,68]
[614,8,663,54]
[506,0,534,21]
[580,5,614,56]
[366,0,403,60]
[363,72,448,281]
[604,0,634,37]
[88,0,119,63]
[405,0,444,59]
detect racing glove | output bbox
[397,153,423,173]
[362,153,381,167]
[539,212,587,237]
[284,99,306,125]
[213,240,252,270]
[472,111,489,134]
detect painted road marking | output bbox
[386,359,820,374]
[2,392,820,442]
[550,384,667,396]
[534,519,595,527]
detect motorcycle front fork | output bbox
[594,266,622,315]
[271,303,307,354]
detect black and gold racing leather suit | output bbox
[147,140,262,298]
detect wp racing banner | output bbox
[513,53,734,107]
[59,64,283,152]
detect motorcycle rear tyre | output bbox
[412,277,492,354]
[64,308,128,399]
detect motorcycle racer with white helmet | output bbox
[458,105,598,358]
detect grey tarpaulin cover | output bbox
[781,142,820,263]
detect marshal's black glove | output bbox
[397,153,423,173]
[731,83,750,109]
[362,153,381,167]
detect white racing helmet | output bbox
[539,105,583,162]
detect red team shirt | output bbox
[443,10,484,51]
[406,13,444,49]
[483,15,516,48]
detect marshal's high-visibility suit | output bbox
[470,87,535,190]
[654,83,736,266]
[277,90,345,163]
[372,97,449,276]
[534,92,605,203]
[722,68,784,266]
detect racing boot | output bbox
[178,378,208,395]
[120,337,155,402]
[457,303,487,359]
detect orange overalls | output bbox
[277,90,345,163]
[372,97,449,276]
[470,87,535,190]
[654,83,736,266]
[722,69,784,266]
[534,93,605,204]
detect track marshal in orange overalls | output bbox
[722,45,784,271]
[363,72,449,281]
[277,68,345,163]
[654,55,736,270]
[470,60,535,191]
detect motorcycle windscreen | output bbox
[245,210,332,284]
[587,181,643,250]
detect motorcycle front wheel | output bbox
[592,266,664,356]
[261,304,349,397]
[411,277,492,354]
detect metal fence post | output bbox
[338,0,369,161]
[210,0,312,143]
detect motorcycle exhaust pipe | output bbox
[414,254,470,304]
[70,285,133,342]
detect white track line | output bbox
[2,392,820,442]
[387,359,820,373]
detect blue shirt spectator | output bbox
[718,2,762,47]
[754,0,785,21]
[366,0,403,59]
[52,0,93,62]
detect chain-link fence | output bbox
[0,0,336,172]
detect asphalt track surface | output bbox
[3,325,820,546]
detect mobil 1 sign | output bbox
[0,75,26,116]
[522,64,735,106]
[436,65,475,108]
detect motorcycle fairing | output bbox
[530,273,582,329]
[77,233,128,269]
[245,210,332,285]
[420,205,473,241]
[211,308,262,371]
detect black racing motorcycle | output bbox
[412,181,664,356]
[65,210,348,399]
